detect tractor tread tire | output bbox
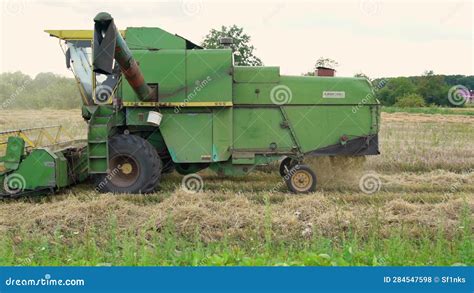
[96,134,162,194]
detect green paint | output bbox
[125,27,188,50]
[66,18,380,182]
[1,138,88,195]
[2,137,24,171]
[159,113,213,162]
[233,66,280,83]
[122,50,186,103]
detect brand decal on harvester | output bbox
[323,91,346,98]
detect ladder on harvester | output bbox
[87,107,116,174]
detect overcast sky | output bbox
[0,0,472,79]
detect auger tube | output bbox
[93,12,152,101]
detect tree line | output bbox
[372,71,474,107]
[0,71,81,110]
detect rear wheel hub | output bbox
[291,170,313,192]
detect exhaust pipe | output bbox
[93,12,153,101]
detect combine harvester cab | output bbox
[42,12,380,195]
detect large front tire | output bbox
[95,134,162,194]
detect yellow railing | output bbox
[0,125,76,155]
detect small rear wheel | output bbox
[284,164,317,194]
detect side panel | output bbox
[233,76,377,105]
[125,27,186,50]
[233,66,280,83]
[13,150,55,190]
[233,108,294,151]
[159,113,212,162]
[122,50,186,103]
[126,108,232,163]
[283,105,374,153]
[233,83,274,104]
[55,151,69,188]
[186,50,232,103]
[212,108,232,161]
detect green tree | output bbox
[394,93,426,107]
[0,71,80,109]
[376,77,416,106]
[452,76,474,89]
[314,57,339,69]
[354,72,369,79]
[0,71,32,108]
[416,70,449,106]
[201,25,262,66]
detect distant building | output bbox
[315,66,336,77]
[469,90,474,104]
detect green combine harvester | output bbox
[0,12,380,197]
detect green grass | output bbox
[0,225,470,267]
[382,106,474,116]
[0,199,471,266]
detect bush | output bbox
[394,94,426,108]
